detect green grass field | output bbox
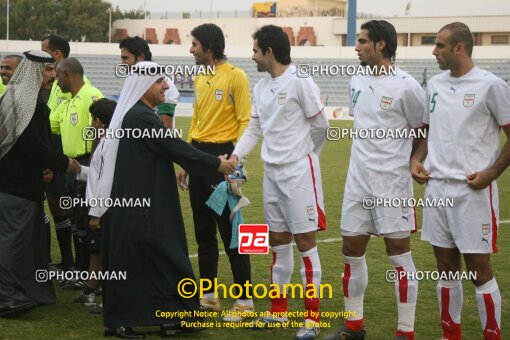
[0,118,508,339]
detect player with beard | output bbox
[327,20,427,340]
[411,22,510,340]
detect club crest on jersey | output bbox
[307,205,315,216]
[91,96,98,102]
[278,92,287,105]
[380,96,393,110]
[482,223,490,236]
[70,112,78,126]
[215,89,223,101]
[463,94,475,107]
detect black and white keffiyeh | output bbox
[0,50,54,159]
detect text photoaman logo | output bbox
[35,270,126,282]
[238,224,269,254]
[297,64,397,77]
[385,270,477,282]
[362,197,454,210]
[326,127,427,140]
[59,196,151,209]
[115,64,215,78]
[82,127,183,141]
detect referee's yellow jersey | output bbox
[48,75,91,112]
[49,83,103,158]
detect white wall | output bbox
[2,40,509,60]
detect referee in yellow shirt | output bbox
[42,34,91,275]
[177,23,253,320]
[50,57,103,279]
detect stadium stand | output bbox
[75,54,510,107]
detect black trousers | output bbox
[189,141,251,299]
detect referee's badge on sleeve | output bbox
[70,112,78,126]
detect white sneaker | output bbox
[199,297,221,311]
[252,313,288,329]
[295,320,320,340]
[73,292,96,306]
[222,303,255,322]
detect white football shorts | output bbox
[421,179,499,253]
[263,153,326,234]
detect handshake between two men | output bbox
[178,153,240,191]
[42,159,82,184]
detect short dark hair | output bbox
[191,24,226,60]
[439,22,474,57]
[119,36,152,61]
[42,34,70,58]
[252,25,291,65]
[58,57,84,76]
[90,98,116,128]
[360,20,397,63]
[2,54,22,64]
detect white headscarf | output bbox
[0,50,54,159]
[88,61,164,218]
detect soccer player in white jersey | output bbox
[326,20,427,340]
[229,25,329,339]
[411,22,510,340]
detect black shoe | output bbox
[50,264,73,277]
[0,300,36,317]
[104,326,145,339]
[60,278,86,290]
[324,325,366,340]
[160,317,205,337]
[159,323,182,337]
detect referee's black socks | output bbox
[71,224,89,272]
[54,217,74,269]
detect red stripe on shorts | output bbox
[489,183,499,253]
[412,206,418,232]
[307,155,326,230]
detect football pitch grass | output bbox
[0,118,508,339]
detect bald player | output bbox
[411,22,510,340]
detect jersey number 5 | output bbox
[429,92,438,113]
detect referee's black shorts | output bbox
[86,224,102,254]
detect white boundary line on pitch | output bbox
[188,219,510,258]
